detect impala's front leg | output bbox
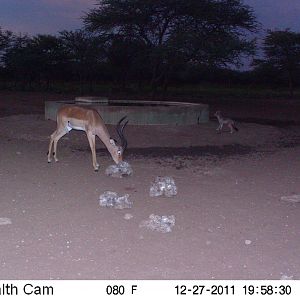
[87,132,99,171]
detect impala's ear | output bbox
[109,138,116,146]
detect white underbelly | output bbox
[67,122,85,132]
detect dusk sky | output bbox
[0,0,300,35]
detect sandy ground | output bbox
[0,91,299,280]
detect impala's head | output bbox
[110,116,128,164]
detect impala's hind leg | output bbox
[52,128,68,162]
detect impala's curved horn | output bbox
[116,116,128,151]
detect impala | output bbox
[47,105,128,171]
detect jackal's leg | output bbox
[216,123,223,133]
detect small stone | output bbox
[0,218,12,225]
[280,194,300,203]
[280,274,293,280]
[124,213,133,220]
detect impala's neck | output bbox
[95,128,116,157]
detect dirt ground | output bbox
[0,91,299,279]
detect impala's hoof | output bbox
[94,169,99,172]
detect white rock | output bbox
[124,213,133,220]
[0,217,12,225]
[280,194,300,203]
[280,274,293,280]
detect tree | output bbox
[30,34,67,88]
[253,30,300,97]
[3,33,67,89]
[0,27,13,70]
[83,0,257,91]
[2,34,34,86]
[59,30,105,92]
[0,28,13,85]
[0,27,12,52]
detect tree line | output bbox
[0,0,300,96]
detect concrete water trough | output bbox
[45,97,209,125]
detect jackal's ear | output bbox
[109,138,117,146]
